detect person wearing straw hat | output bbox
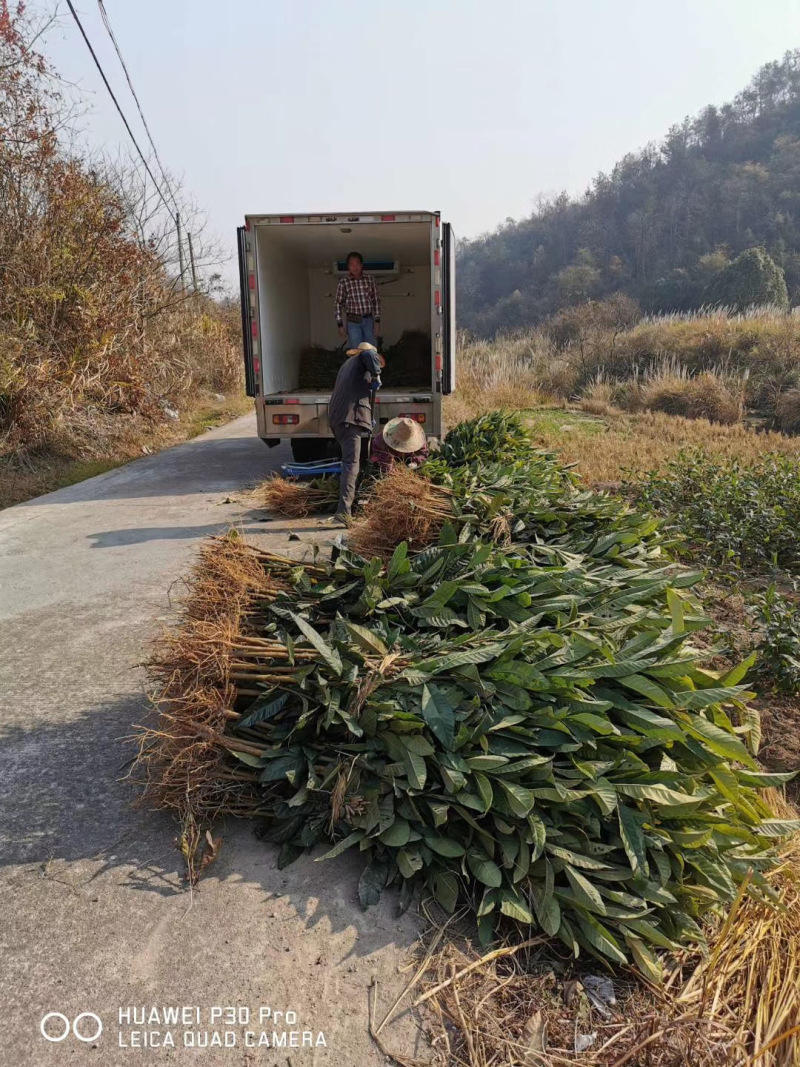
[370,416,429,473]
[326,341,385,526]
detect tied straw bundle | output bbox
[348,465,454,559]
[252,475,340,518]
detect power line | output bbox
[96,0,180,214]
[64,0,175,218]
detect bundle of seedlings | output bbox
[138,514,796,976]
[253,474,340,517]
[297,344,347,390]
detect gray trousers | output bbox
[333,422,367,515]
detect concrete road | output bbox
[0,416,426,1067]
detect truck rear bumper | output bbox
[255,394,439,438]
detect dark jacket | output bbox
[328,348,382,432]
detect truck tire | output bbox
[290,438,335,463]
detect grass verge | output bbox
[0,390,251,510]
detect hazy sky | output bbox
[45,0,800,284]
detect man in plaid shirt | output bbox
[336,251,381,349]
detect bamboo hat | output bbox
[382,416,426,454]
[347,342,378,357]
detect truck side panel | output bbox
[237,226,256,397]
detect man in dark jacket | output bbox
[328,342,384,525]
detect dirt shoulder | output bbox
[0,390,252,510]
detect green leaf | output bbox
[618,805,648,877]
[564,866,607,914]
[620,674,674,708]
[397,847,423,878]
[466,755,509,771]
[575,913,628,965]
[238,692,289,729]
[318,830,364,860]
[230,750,264,768]
[424,835,465,857]
[667,588,685,634]
[683,714,758,768]
[433,870,459,913]
[421,683,455,749]
[288,611,343,675]
[497,780,536,818]
[474,771,494,813]
[626,935,663,983]
[387,541,409,581]
[378,818,411,847]
[531,861,560,935]
[758,819,800,838]
[467,847,503,888]
[528,813,547,862]
[499,889,534,924]
[720,651,757,687]
[403,748,427,790]
[358,857,388,908]
[343,621,388,657]
[615,782,705,808]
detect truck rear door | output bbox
[237,225,256,397]
[442,222,456,395]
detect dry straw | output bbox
[348,465,454,559]
[252,475,339,518]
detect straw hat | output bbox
[382,416,426,454]
[346,342,377,357]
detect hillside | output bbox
[459,51,800,335]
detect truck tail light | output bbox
[279,216,295,224]
[253,357,261,376]
[434,290,441,308]
[399,412,426,423]
[381,214,396,222]
[284,397,300,404]
[251,319,258,338]
[272,414,299,425]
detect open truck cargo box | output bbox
[237,211,455,458]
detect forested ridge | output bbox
[459,52,800,335]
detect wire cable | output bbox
[96,0,180,213]
[64,0,175,218]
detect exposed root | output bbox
[348,466,454,559]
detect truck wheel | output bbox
[290,438,333,463]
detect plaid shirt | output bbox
[335,273,381,324]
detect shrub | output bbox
[775,388,800,434]
[750,585,800,693]
[636,450,800,575]
[640,371,744,424]
[704,247,789,313]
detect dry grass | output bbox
[252,475,339,518]
[455,309,800,427]
[132,535,284,829]
[540,412,800,484]
[639,370,745,424]
[377,795,800,1067]
[348,466,455,559]
[0,390,250,510]
[776,389,800,434]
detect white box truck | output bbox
[237,210,455,461]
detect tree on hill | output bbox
[704,247,789,312]
[458,51,800,336]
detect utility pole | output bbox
[187,231,199,293]
[175,212,187,288]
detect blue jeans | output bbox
[346,316,377,349]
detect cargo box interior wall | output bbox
[254,221,433,394]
